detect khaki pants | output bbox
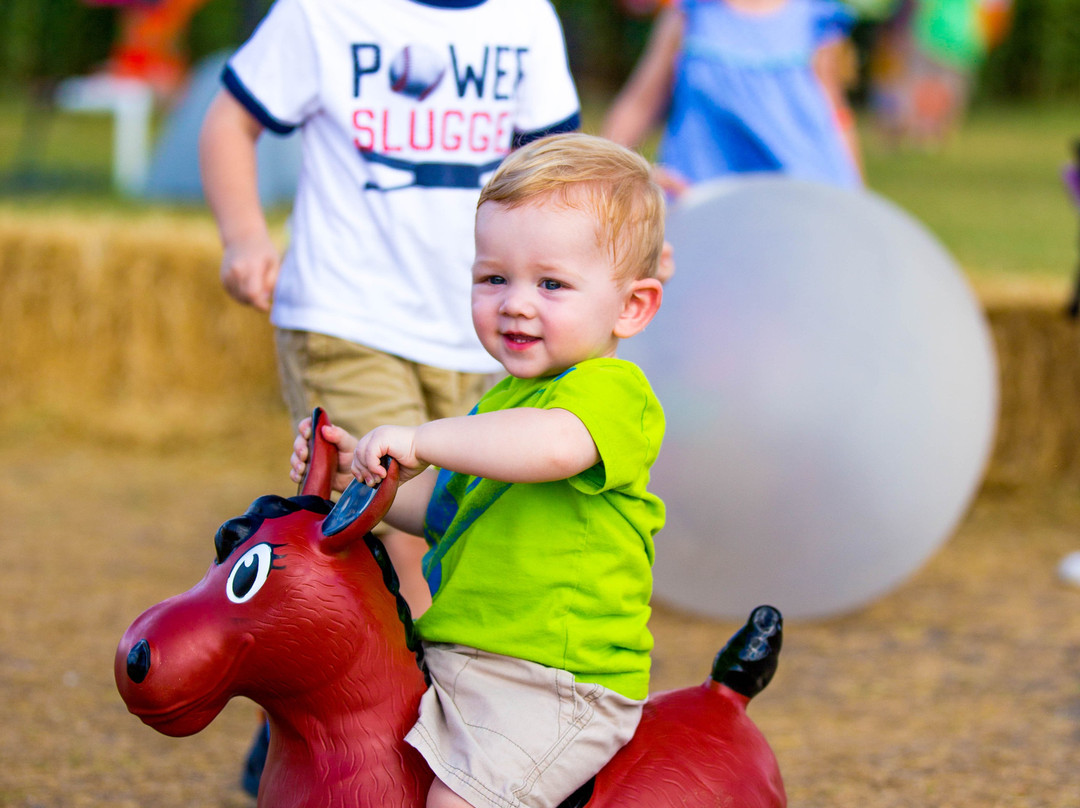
[276,329,492,436]
[407,644,643,808]
[275,328,493,612]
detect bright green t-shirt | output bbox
[416,358,665,700]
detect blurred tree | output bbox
[552,0,653,93]
[186,0,271,61]
[0,0,270,89]
[0,0,1077,100]
[981,0,1080,98]
[0,0,114,85]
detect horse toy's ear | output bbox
[299,407,401,552]
[299,407,338,499]
[321,457,400,554]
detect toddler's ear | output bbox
[614,278,663,340]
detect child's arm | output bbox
[380,468,438,536]
[813,38,863,179]
[198,90,281,312]
[353,408,599,488]
[289,418,438,535]
[601,6,683,149]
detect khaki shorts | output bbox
[406,643,643,808]
[275,329,493,435]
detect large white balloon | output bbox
[624,177,998,620]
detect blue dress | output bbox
[659,0,860,188]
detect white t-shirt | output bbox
[226,0,580,372]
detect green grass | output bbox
[1,89,1077,282]
[0,91,117,196]
[861,104,1078,281]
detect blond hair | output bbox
[479,133,666,281]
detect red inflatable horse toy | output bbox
[116,409,786,807]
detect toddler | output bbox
[290,133,667,808]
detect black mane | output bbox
[211,493,427,678]
[214,495,333,564]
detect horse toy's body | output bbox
[116,409,786,807]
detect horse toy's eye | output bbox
[227,544,274,604]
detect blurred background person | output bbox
[868,0,1012,149]
[603,0,863,197]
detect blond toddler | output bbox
[291,133,668,808]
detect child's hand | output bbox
[220,233,280,312]
[657,240,675,283]
[353,425,427,487]
[652,164,690,200]
[289,416,358,493]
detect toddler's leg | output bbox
[427,776,476,808]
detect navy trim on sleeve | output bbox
[511,111,582,150]
[408,0,488,7]
[222,65,298,136]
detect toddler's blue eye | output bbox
[488,275,507,285]
[541,279,562,291]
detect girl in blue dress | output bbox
[604,0,863,194]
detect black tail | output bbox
[710,605,783,699]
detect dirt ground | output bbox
[2,411,1079,808]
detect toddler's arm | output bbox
[289,418,438,536]
[353,408,599,488]
[199,90,281,312]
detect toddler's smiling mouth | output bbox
[503,332,540,349]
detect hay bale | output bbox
[0,208,283,443]
[984,301,1080,486]
[4,208,1080,480]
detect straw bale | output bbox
[3,210,1080,481]
[0,209,282,444]
[984,300,1080,487]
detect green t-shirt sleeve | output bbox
[542,361,663,494]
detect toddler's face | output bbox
[471,199,630,379]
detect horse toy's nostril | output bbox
[127,639,151,684]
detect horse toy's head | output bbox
[115,408,431,805]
